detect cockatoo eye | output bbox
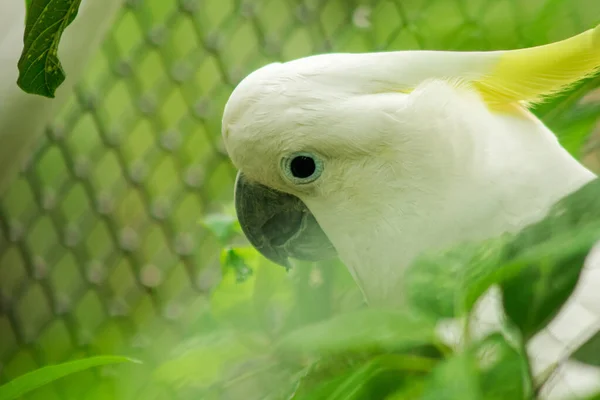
[281,152,323,184]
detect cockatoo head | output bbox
[222,27,600,305]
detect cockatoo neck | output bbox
[305,104,596,308]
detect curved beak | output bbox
[234,171,337,268]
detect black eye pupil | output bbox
[290,156,316,179]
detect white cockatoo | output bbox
[0,0,124,195]
[222,24,600,399]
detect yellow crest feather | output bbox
[474,24,600,109]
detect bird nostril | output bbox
[261,209,304,247]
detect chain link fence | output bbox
[1,0,600,398]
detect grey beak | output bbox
[234,171,337,269]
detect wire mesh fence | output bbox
[1,0,600,399]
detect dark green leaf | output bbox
[222,248,254,283]
[17,0,83,98]
[324,358,427,400]
[291,361,380,400]
[314,360,381,400]
[277,309,436,355]
[502,179,600,339]
[572,330,600,367]
[0,356,139,400]
[289,354,372,400]
[476,333,531,400]
[291,354,433,400]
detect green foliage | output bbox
[418,333,530,400]
[202,212,242,246]
[0,356,139,400]
[152,180,600,400]
[204,212,255,282]
[277,309,436,355]
[534,75,600,156]
[502,179,600,339]
[405,179,600,330]
[210,247,294,334]
[420,350,480,400]
[153,331,255,389]
[404,236,510,319]
[291,354,431,400]
[152,215,365,398]
[17,0,83,97]
[220,247,254,283]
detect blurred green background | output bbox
[1,0,600,399]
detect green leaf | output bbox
[312,360,382,400]
[153,331,255,389]
[291,354,433,400]
[0,356,139,400]
[536,75,600,156]
[553,102,600,156]
[291,361,379,400]
[385,379,426,400]
[17,0,83,98]
[420,351,481,400]
[277,309,436,355]
[202,212,241,244]
[476,333,531,400]
[282,260,350,334]
[502,179,600,339]
[210,247,294,335]
[420,334,529,400]
[221,247,254,283]
[404,235,510,319]
[572,330,600,367]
